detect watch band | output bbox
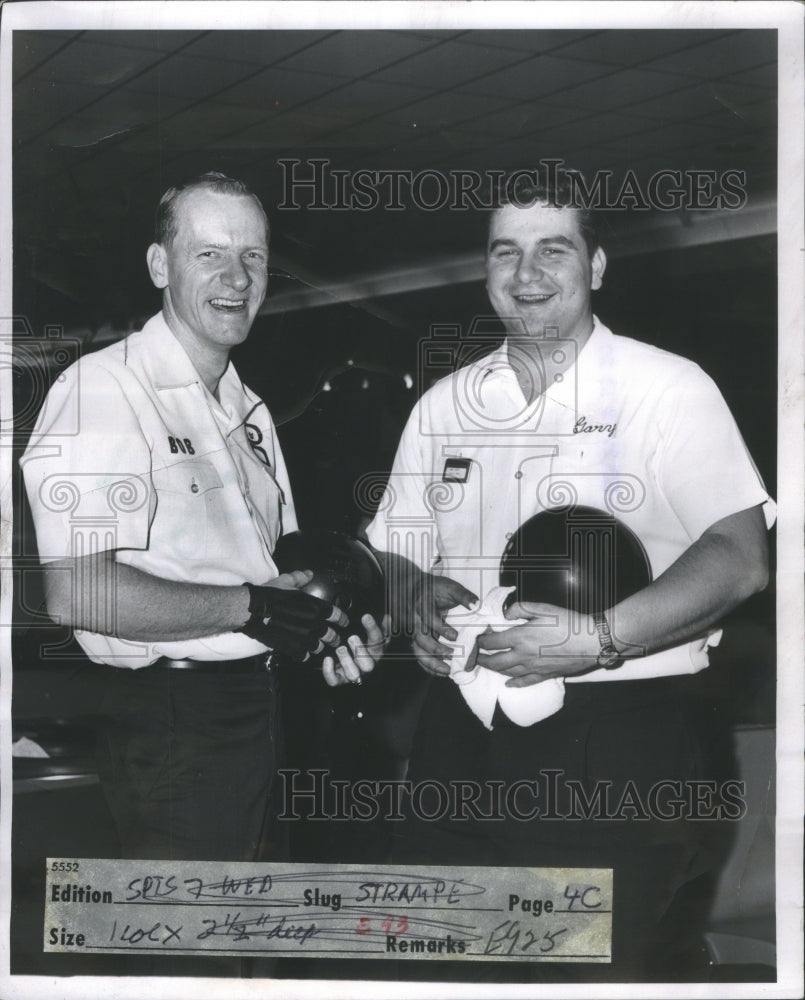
[593,611,623,669]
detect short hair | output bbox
[492,167,600,258]
[154,171,268,246]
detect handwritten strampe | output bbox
[45,858,612,962]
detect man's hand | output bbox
[410,575,478,677]
[322,613,391,686]
[476,601,599,688]
[476,505,771,689]
[238,570,348,661]
[266,569,321,592]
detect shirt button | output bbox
[191,483,199,494]
[514,471,523,480]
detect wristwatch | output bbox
[593,611,623,669]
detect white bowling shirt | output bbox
[367,318,775,682]
[21,312,297,667]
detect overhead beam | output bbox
[260,197,776,316]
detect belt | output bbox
[150,654,271,674]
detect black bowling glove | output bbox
[237,583,342,662]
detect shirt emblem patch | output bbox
[442,457,472,483]
[573,416,617,439]
[245,422,271,467]
[168,435,195,454]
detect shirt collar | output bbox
[480,316,613,388]
[216,361,263,423]
[137,312,262,419]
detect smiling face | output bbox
[147,187,269,366]
[486,202,606,347]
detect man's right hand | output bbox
[410,574,478,677]
[238,570,348,661]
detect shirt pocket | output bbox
[151,459,224,559]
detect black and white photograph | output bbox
[1,2,802,998]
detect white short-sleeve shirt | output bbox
[366,318,775,681]
[21,312,297,667]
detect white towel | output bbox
[442,586,565,730]
[442,587,718,730]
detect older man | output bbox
[21,172,383,863]
[365,169,773,979]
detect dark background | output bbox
[9,25,777,982]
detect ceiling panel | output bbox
[54,84,191,131]
[69,29,206,53]
[34,38,166,88]
[84,120,169,157]
[597,121,737,164]
[555,29,728,67]
[695,100,777,138]
[222,67,347,111]
[709,75,778,101]
[457,54,615,98]
[10,25,778,334]
[451,135,578,170]
[449,101,590,137]
[298,119,407,149]
[153,103,280,149]
[299,78,434,123]
[365,90,510,131]
[508,115,634,156]
[604,144,775,187]
[46,115,155,153]
[13,79,109,129]
[125,53,263,100]
[704,80,778,117]
[372,40,524,89]
[647,31,776,78]
[183,29,333,65]
[30,88,192,163]
[546,68,697,112]
[14,110,68,146]
[131,151,263,195]
[13,31,77,81]
[459,30,600,54]
[626,82,739,123]
[606,143,770,178]
[549,111,674,148]
[13,143,78,188]
[207,116,349,151]
[389,128,485,164]
[719,64,777,91]
[56,150,158,207]
[395,29,465,42]
[276,31,436,77]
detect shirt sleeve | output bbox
[20,361,154,563]
[657,366,775,540]
[365,398,440,572]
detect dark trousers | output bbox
[96,665,286,862]
[394,675,732,983]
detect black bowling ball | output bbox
[272,530,385,639]
[499,505,652,613]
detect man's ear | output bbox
[591,247,607,290]
[146,243,168,289]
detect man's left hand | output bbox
[475,602,599,688]
[322,613,391,686]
